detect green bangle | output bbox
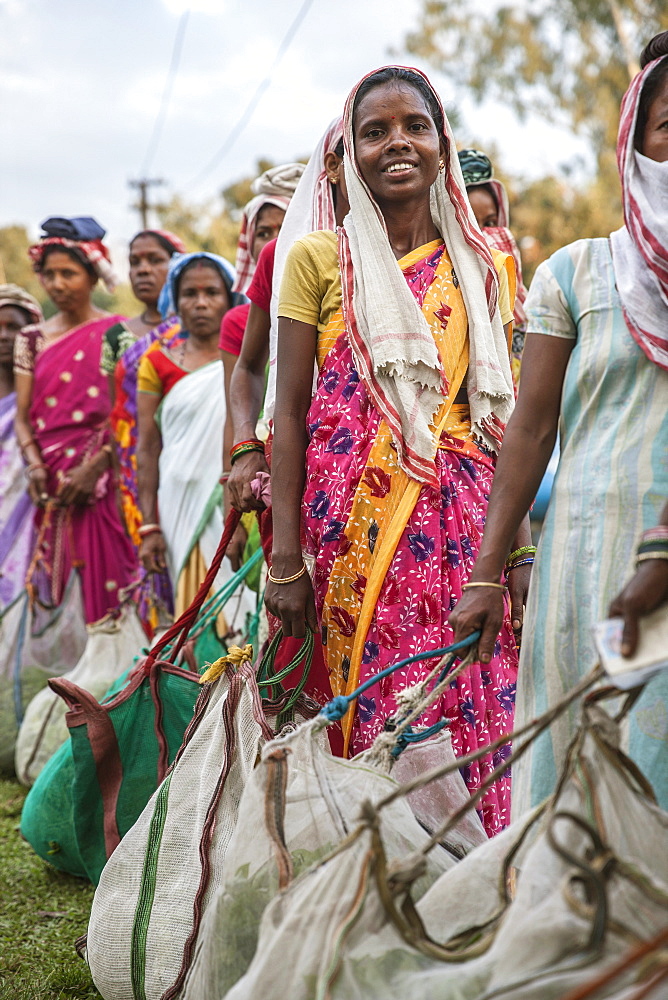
[506,545,537,566]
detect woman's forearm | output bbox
[472,417,556,582]
[137,437,161,524]
[230,362,267,443]
[270,410,308,573]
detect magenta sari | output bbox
[25,318,137,624]
[301,243,518,836]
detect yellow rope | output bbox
[198,643,254,684]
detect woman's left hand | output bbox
[506,562,532,638]
[57,460,101,506]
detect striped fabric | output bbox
[512,237,668,817]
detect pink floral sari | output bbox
[24,318,137,624]
[302,242,518,836]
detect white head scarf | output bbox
[610,52,668,371]
[264,118,343,421]
[339,66,513,484]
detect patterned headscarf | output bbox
[0,283,43,325]
[28,216,118,292]
[158,251,243,320]
[131,230,186,255]
[458,149,510,228]
[610,52,668,370]
[232,163,305,295]
[340,67,513,483]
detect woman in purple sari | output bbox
[14,217,137,625]
[0,284,43,613]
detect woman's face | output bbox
[39,250,96,313]
[177,263,230,338]
[252,205,286,261]
[129,235,172,307]
[353,81,443,207]
[0,305,27,367]
[468,187,498,229]
[642,73,668,162]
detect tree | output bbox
[405,1,668,164]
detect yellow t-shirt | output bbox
[278,229,514,332]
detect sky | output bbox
[2,0,589,268]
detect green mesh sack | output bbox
[20,655,202,884]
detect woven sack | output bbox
[182,717,457,1000]
[223,694,668,1000]
[0,580,87,773]
[86,652,276,1000]
[14,604,146,786]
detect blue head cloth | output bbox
[158,251,245,320]
[40,216,107,241]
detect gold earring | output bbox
[330,177,338,185]
[439,160,445,172]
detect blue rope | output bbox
[389,719,450,760]
[319,630,481,723]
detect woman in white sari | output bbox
[136,252,254,629]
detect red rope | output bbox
[142,509,241,672]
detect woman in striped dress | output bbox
[451,32,668,815]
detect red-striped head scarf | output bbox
[611,51,668,370]
[339,66,513,483]
[232,163,305,295]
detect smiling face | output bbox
[0,305,28,367]
[642,72,668,162]
[468,187,499,228]
[129,234,172,307]
[352,80,443,207]
[177,262,230,338]
[39,249,96,313]
[252,204,286,261]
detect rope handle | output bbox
[257,629,314,716]
[319,631,481,724]
[143,509,241,672]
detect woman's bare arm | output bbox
[136,390,166,572]
[226,304,271,512]
[609,500,668,655]
[450,332,574,661]
[15,371,49,505]
[264,316,318,637]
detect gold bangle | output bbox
[267,563,307,585]
[462,581,506,592]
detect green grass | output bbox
[0,778,99,999]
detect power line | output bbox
[141,10,190,176]
[185,0,316,190]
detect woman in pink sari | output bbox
[267,68,532,835]
[14,217,137,625]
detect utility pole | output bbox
[129,178,165,229]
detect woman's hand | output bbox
[57,456,105,506]
[609,560,668,657]
[265,569,318,638]
[27,467,50,506]
[449,586,506,664]
[227,451,270,512]
[140,532,168,574]
[227,522,248,573]
[506,562,532,638]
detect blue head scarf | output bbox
[158,251,245,320]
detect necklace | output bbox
[140,309,158,326]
